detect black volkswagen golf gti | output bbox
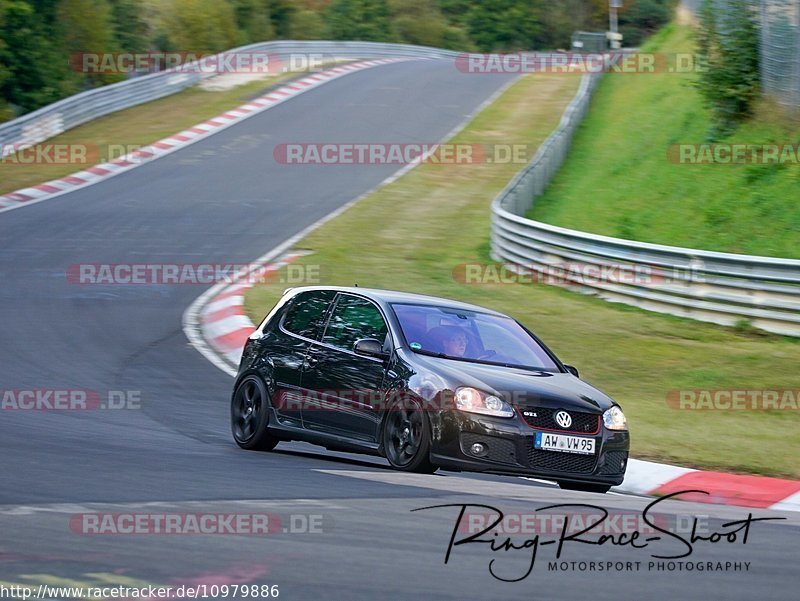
[231,286,629,493]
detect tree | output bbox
[0,1,8,87]
[695,0,760,136]
[58,0,122,85]
[435,0,472,25]
[464,0,539,51]
[0,0,11,121]
[160,0,240,53]
[108,0,148,52]
[388,0,451,48]
[287,9,327,40]
[29,0,60,25]
[231,0,273,44]
[0,0,76,113]
[267,0,296,38]
[536,0,591,50]
[618,0,673,46]
[324,0,393,42]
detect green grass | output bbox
[0,70,318,195]
[244,72,800,479]
[527,22,800,258]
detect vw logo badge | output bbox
[554,410,572,429]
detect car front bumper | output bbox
[429,410,630,486]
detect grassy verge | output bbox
[0,70,317,195]
[245,72,800,479]
[527,22,800,258]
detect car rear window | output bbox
[282,290,336,339]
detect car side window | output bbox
[282,290,336,339]
[322,295,388,352]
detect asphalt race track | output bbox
[1,60,797,600]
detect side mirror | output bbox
[564,364,580,378]
[353,338,389,360]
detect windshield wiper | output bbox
[415,349,541,371]
[415,349,451,359]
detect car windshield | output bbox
[391,303,559,370]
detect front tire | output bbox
[557,481,611,494]
[382,399,437,474]
[231,375,279,451]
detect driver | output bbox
[441,328,468,357]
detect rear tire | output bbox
[231,375,280,451]
[382,399,437,474]
[557,481,611,494]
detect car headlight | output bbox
[454,387,514,418]
[603,406,628,431]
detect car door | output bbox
[268,289,336,428]
[300,293,390,442]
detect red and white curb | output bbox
[616,458,800,511]
[0,59,408,214]
[194,252,304,370]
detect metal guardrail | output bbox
[0,41,460,157]
[491,72,800,336]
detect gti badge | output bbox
[554,410,572,429]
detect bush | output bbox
[0,0,77,112]
[619,0,674,47]
[695,0,760,136]
[159,0,240,53]
[0,99,13,122]
[325,0,394,42]
[389,0,452,48]
[464,0,539,51]
[287,9,327,40]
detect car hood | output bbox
[411,354,617,413]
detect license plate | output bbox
[535,432,595,455]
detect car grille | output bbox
[599,450,628,475]
[520,406,600,435]
[527,447,598,473]
[460,433,517,464]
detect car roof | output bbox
[286,286,507,317]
